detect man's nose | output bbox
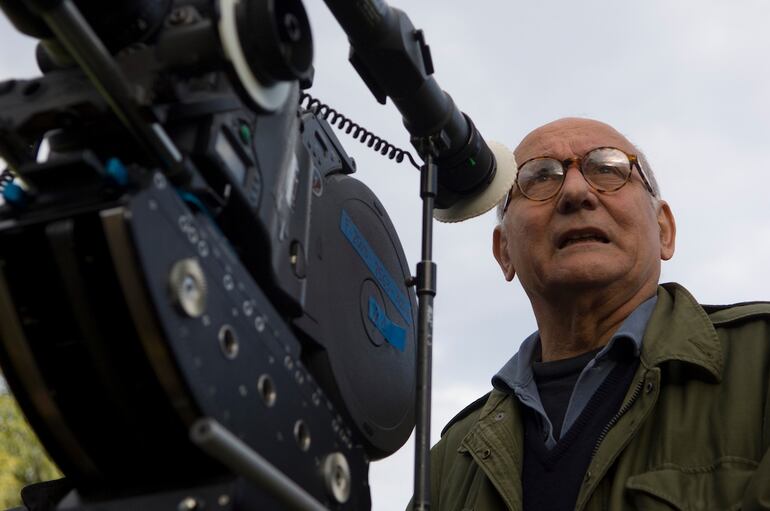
[555,165,599,214]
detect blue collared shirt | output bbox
[492,296,657,449]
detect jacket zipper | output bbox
[591,377,645,458]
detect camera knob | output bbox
[218,0,313,111]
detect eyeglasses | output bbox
[502,147,655,211]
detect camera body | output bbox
[0,1,417,508]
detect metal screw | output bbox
[178,215,192,230]
[169,259,207,317]
[178,497,200,511]
[294,420,311,451]
[254,315,266,333]
[321,453,351,504]
[153,172,167,189]
[197,240,210,258]
[218,325,239,359]
[257,374,276,407]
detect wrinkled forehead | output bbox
[514,118,636,163]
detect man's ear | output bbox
[656,200,676,261]
[493,224,516,281]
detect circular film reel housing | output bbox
[299,173,416,459]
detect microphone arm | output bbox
[321,0,496,210]
[321,2,501,510]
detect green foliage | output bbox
[0,390,62,509]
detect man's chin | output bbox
[545,264,623,291]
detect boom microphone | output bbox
[321,0,516,223]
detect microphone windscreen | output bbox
[433,141,517,223]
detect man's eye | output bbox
[533,170,559,182]
[594,165,622,176]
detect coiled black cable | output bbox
[300,92,421,170]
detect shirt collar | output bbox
[492,295,657,392]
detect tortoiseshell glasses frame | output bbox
[502,147,655,212]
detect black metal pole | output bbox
[413,152,437,510]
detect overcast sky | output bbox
[2,1,770,509]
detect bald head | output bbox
[514,118,635,165]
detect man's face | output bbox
[492,118,676,301]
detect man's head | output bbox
[492,117,676,304]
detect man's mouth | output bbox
[557,230,610,249]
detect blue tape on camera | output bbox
[368,297,406,352]
[340,209,412,326]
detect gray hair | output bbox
[495,147,661,224]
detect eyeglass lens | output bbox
[517,148,633,200]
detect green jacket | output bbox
[426,283,770,510]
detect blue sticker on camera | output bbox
[340,209,412,326]
[368,297,406,352]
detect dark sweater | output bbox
[522,354,639,511]
[531,347,602,440]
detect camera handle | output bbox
[189,418,328,511]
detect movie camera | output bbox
[0,1,512,509]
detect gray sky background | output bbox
[2,1,770,509]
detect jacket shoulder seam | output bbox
[441,392,491,438]
[703,302,770,325]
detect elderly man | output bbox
[426,118,770,510]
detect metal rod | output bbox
[413,153,438,510]
[36,0,183,173]
[190,418,329,511]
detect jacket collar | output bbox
[641,282,722,382]
[492,295,656,394]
